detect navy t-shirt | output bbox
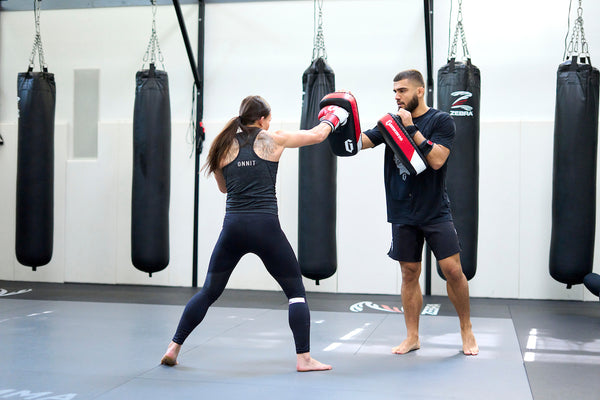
[364,108,455,225]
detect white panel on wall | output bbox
[337,147,398,295]
[469,121,521,299]
[65,124,119,284]
[518,121,584,300]
[194,123,226,289]
[588,133,600,302]
[160,123,196,287]
[0,124,18,281]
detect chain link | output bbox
[28,0,47,70]
[448,0,470,60]
[565,0,590,62]
[312,0,327,61]
[142,0,165,69]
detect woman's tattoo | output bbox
[255,133,276,159]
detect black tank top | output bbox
[222,127,279,214]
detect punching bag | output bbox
[584,273,600,297]
[550,57,599,287]
[298,57,336,284]
[16,2,55,270]
[16,67,56,269]
[131,63,171,276]
[436,59,480,281]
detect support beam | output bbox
[193,1,205,287]
[423,0,434,296]
[172,0,205,287]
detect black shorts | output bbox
[387,221,461,262]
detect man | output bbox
[361,69,479,356]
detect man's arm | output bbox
[361,133,375,149]
[411,131,450,170]
[396,108,450,170]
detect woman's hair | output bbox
[203,95,271,175]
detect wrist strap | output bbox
[418,139,434,156]
[405,124,418,138]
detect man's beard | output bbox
[401,93,419,113]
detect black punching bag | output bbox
[436,59,480,281]
[16,67,56,269]
[298,57,336,284]
[131,64,171,276]
[584,273,600,297]
[550,57,599,287]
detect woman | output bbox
[161,95,347,372]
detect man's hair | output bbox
[393,69,425,87]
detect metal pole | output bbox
[173,0,202,90]
[424,0,434,107]
[172,0,205,287]
[192,1,205,287]
[423,0,434,296]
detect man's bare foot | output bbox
[160,341,181,366]
[461,329,479,356]
[296,353,332,372]
[392,338,421,354]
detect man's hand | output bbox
[396,107,413,127]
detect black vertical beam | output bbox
[172,0,205,287]
[423,0,434,296]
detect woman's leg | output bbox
[254,216,331,371]
[161,216,245,365]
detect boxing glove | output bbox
[318,105,349,131]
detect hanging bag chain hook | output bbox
[312,0,327,61]
[565,0,590,63]
[28,0,47,71]
[448,0,470,61]
[142,0,165,70]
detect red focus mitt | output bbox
[377,113,428,175]
[319,91,362,156]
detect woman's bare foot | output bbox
[160,341,181,366]
[392,337,421,354]
[461,329,479,355]
[296,352,332,372]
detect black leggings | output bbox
[172,213,310,353]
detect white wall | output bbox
[0,0,599,301]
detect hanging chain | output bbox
[28,0,47,71]
[142,0,165,69]
[565,0,590,62]
[448,0,470,60]
[312,0,327,61]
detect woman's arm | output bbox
[269,122,333,149]
[214,168,227,193]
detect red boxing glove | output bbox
[318,105,349,131]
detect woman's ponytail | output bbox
[203,116,239,175]
[203,95,271,175]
